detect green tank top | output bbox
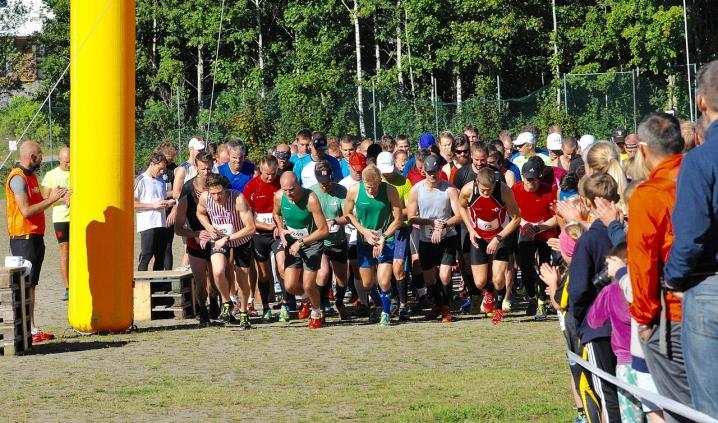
[356,181,393,245]
[280,188,315,240]
[310,183,347,247]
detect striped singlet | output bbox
[205,189,250,247]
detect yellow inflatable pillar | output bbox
[68,0,135,332]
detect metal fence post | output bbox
[632,68,637,132]
[563,73,568,114]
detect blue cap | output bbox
[419,132,435,149]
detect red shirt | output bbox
[407,168,448,185]
[511,181,557,241]
[243,176,279,233]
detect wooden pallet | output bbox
[133,270,195,321]
[0,267,30,356]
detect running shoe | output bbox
[298,301,311,320]
[534,299,547,321]
[480,291,495,314]
[31,329,55,344]
[248,302,258,318]
[501,298,512,312]
[218,302,234,323]
[425,304,442,320]
[209,299,220,320]
[336,304,350,321]
[354,303,369,317]
[238,312,252,330]
[323,305,337,317]
[368,307,382,324]
[441,306,453,323]
[278,305,290,322]
[491,309,504,324]
[379,311,391,327]
[459,297,471,314]
[390,301,399,317]
[412,295,429,314]
[525,298,537,317]
[62,288,68,301]
[574,415,587,423]
[308,315,323,329]
[398,306,410,322]
[198,306,211,328]
[468,295,482,315]
[262,309,273,323]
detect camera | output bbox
[592,267,611,290]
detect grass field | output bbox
[0,205,575,422]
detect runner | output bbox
[344,164,403,326]
[217,139,255,192]
[458,167,521,322]
[310,161,351,320]
[293,131,343,187]
[273,172,329,329]
[196,173,256,329]
[243,154,282,322]
[174,152,214,327]
[290,128,312,163]
[407,155,462,323]
[172,137,204,196]
[377,152,413,320]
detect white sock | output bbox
[311,308,321,318]
[230,295,238,304]
[248,297,255,304]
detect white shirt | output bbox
[300,161,318,188]
[339,175,361,244]
[134,172,167,232]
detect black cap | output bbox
[313,137,328,150]
[521,161,540,179]
[315,166,332,183]
[423,155,441,173]
[611,128,627,144]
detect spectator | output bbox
[41,146,71,301]
[135,152,173,272]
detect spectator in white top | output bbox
[135,152,174,271]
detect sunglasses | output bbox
[454,149,469,155]
[625,144,638,150]
[275,152,290,160]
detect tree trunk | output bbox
[404,8,416,101]
[374,15,380,75]
[456,74,462,115]
[197,45,204,110]
[254,0,266,99]
[396,1,403,88]
[152,0,157,70]
[352,0,366,137]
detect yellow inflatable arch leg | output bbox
[68,0,135,332]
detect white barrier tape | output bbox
[567,350,718,423]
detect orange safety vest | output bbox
[5,166,45,236]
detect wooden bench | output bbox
[0,267,31,356]
[133,270,195,322]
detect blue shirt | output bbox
[339,158,351,178]
[293,153,343,187]
[218,161,255,192]
[403,156,416,177]
[664,119,718,289]
[506,162,521,181]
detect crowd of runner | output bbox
[128,62,718,422]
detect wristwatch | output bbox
[298,238,305,247]
[495,234,504,243]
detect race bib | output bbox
[255,213,274,225]
[329,224,340,233]
[475,217,499,231]
[423,225,445,239]
[287,226,309,239]
[214,223,233,236]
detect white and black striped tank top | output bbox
[205,189,250,247]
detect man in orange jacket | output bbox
[6,141,70,344]
[627,113,691,422]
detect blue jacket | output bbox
[665,119,718,289]
[568,220,613,344]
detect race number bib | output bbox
[214,223,233,236]
[287,226,309,239]
[475,217,499,231]
[255,213,274,225]
[329,224,340,233]
[423,225,445,239]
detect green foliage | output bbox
[0,96,62,146]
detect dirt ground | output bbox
[0,205,574,422]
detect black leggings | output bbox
[517,240,551,300]
[139,227,169,271]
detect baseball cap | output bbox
[315,166,332,183]
[611,128,627,144]
[546,133,563,151]
[188,137,205,150]
[423,155,441,173]
[521,161,541,179]
[578,134,596,151]
[376,152,395,174]
[312,136,328,150]
[419,132,435,149]
[348,152,367,172]
[513,132,536,146]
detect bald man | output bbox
[7,141,69,343]
[42,146,71,301]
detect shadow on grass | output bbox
[25,340,131,355]
[130,322,205,333]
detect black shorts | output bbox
[469,234,514,265]
[187,246,211,261]
[284,241,323,272]
[54,222,69,243]
[347,244,357,261]
[212,242,254,268]
[418,235,459,270]
[10,235,45,286]
[253,233,277,262]
[324,243,348,263]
